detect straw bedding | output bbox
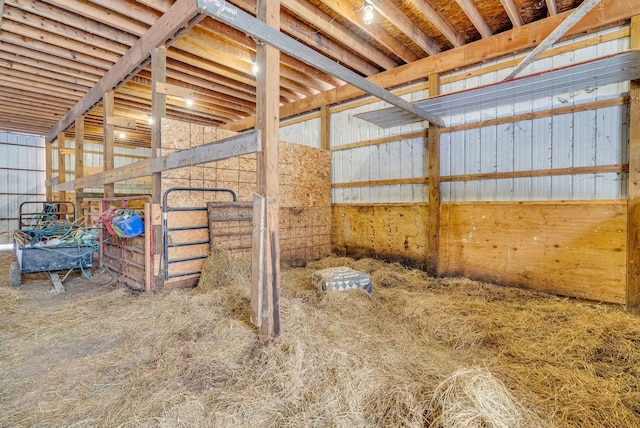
[1,250,640,427]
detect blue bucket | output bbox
[112,212,144,238]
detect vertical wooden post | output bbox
[151,47,167,205]
[320,104,331,151]
[103,91,115,198]
[426,74,441,277]
[57,132,66,204]
[75,116,85,222]
[45,141,52,200]
[254,0,281,338]
[627,15,640,311]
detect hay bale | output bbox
[427,367,543,428]
[197,248,250,292]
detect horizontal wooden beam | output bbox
[197,0,445,127]
[106,116,138,128]
[56,130,261,191]
[332,177,428,188]
[154,82,195,99]
[441,164,628,182]
[45,0,203,144]
[331,130,426,151]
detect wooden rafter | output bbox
[371,0,442,55]
[454,0,493,38]
[198,0,445,127]
[500,0,524,27]
[546,0,557,15]
[280,0,396,71]
[408,0,465,47]
[504,0,603,80]
[45,0,203,143]
[316,0,419,63]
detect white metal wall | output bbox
[331,84,429,203]
[0,131,45,244]
[55,142,152,195]
[440,29,629,202]
[321,27,630,204]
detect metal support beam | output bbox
[196,0,445,128]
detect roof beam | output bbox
[372,0,442,54]
[0,0,5,27]
[315,0,419,63]
[546,0,557,16]
[500,0,524,27]
[454,0,493,38]
[45,0,203,144]
[222,0,639,131]
[408,0,465,47]
[504,0,602,80]
[280,0,396,70]
[197,0,444,127]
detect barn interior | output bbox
[1,0,640,426]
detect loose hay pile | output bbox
[1,252,640,427]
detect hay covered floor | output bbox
[1,250,640,427]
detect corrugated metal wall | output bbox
[0,131,45,244]
[53,142,152,195]
[440,29,629,202]
[321,26,629,204]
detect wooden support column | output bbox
[627,14,640,311]
[426,74,441,277]
[57,132,66,204]
[151,47,167,204]
[103,91,115,198]
[320,104,331,151]
[253,0,281,338]
[75,116,85,222]
[45,141,52,200]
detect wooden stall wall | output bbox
[161,118,331,287]
[331,204,428,268]
[440,201,627,304]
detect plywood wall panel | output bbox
[332,204,429,267]
[440,201,626,303]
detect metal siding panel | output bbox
[513,119,533,200]
[551,113,573,200]
[573,110,597,199]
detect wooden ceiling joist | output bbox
[454,0,493,38]
[45,0,203,143]
[408,0,465,47]
[198,0,445,127]
[500,0,524,27]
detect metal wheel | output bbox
[9,261,21,288]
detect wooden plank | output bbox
[254,0,281,338]
[103,91,115,198]
[500,0,523,27]
[320,105,330,151]
[627,14,640,311]
[504,0,602,80]
[440,202,627,304]
[57,132,66,203]
[75,116,85,222]
[50,272,65,294]
[442,164,628,182]
[197,0,445,128]
[331,131,426,152]
[251,193,266,327]
[45,138,52,200]
[155,81,194,99]
[223,0,639,132]
[427,74,440,277]
[332,177,427,188]
[44,0,202,144]
[151,47,166,204]
[105,116,137,128]
[331,204,429,267]
[57,130,260,191]
[443,96,629,133]
[454,0,492,38]
[546,0,557,15]
[152,130,260,171]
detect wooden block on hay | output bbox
[311,267,372,294]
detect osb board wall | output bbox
[161,118,331,277]
[440,201,627,304]
[331,204,429,268]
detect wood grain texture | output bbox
[331,204,429,268]
[440,202,627,304]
